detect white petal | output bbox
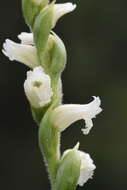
[77,151,96,186]
[51,97,102,134]
[18,32,34,45]
[24,66,53,108]
[2,39,39,68]
[52,3,76,27]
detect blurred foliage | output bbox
[0,0,127,190]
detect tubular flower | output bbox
[51,96,102,135]
[52,3,77,28]
[2,34,39,68]
[24,66,53,108]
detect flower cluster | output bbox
[2,1,102,190]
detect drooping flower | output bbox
[62,144,96,186]
[24,66,53,108]
[2,33,39,68]
[52,3,77,28]
[51,96,102,135]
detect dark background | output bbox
[0,0,127,189]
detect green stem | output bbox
[39,111,61,189]
[38,76,62,189]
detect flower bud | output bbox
[2,37,39,68]
[51,97,102,135]
[24,66,53,108]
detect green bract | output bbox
[22,0,49,27]
[33,3,54,58]
[55,149,81,190]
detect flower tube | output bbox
[51,96,102,135]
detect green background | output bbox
[0,0,127,189]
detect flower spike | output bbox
[2,0,102,189]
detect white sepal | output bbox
[2,39,39,68]
[24,66,53,108]
[51,97,102,135]
[52,3,76,28]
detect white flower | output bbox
[62,145,96,186]
[51,97,102,135]
[24,66,53,108]
[52,3,77,28]
[2,33,39,68]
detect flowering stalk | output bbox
[2,0,102,190]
